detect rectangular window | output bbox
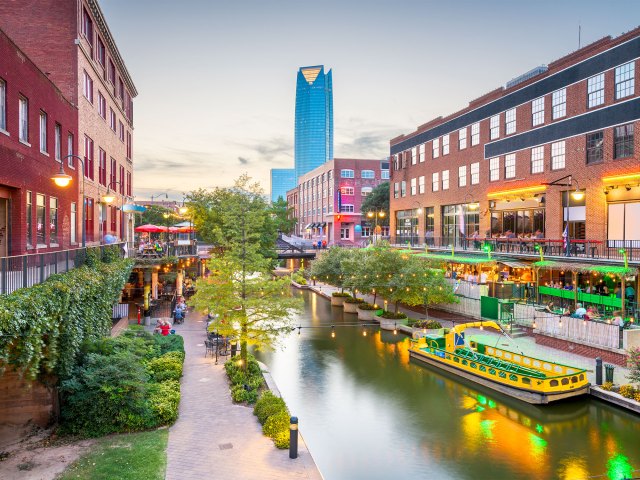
[442,135,450,155]
[96,37,106,66]
[381,170,389,180]
[551,141,565,170]
[432,172,439,192]
[98,91,106,119]
[470,162,480,185]
[67,133,74,167]
[84,135,94,179]
[110,108,116,131]
[442,170,449,190]
[531,146,544,173]
[489,157,500,181]
[49,197,58,244]
[82,8,93,47]
[19,96,28,142]
[471,122,480,146]
[54,123,61,161]
[361,170,374,179]
[83,71,93,103]
[532,97,544,126]
[98,148,107,185]
[340,169,354,178]
[0,78,5,131]
[85,198,94,242]
[418,175,425,194]
[70,202,77,244]
[552,88,566,119]
[411,147,417,165]
[458,166,467,187]
[340,186,354,195]
[126,131,132,159]
[361,187,371,197]
[110,205,117,232]
[504,153,516,179]
[26,191,32,247]
[432,138,440,158]
[118,121,125,141]
[36,194,45,245]
[410,178,417,195]
[401,181,406,197]
[615,62,635,99]
[587,73,604,108]
[490,115,500,140]
[419,144,425,163]
[119,165,125,194]
[505,108,516,135]
[586,131,604,164]
[108,60,116,85]
[39,111,47,153]
[608,202,640,245]
[458,128,467,150]
[394,182,399,198]
[614,123,634,159]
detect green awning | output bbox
[415,253,496,266]
[532,260,636,275]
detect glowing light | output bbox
[487,185,546,199]
[607,453,633,480]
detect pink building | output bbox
[287,158,389,245]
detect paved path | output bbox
[166,312,323,480]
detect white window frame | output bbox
[432,172,439,192]
[381,170,389,180]
[615,61,635,100]
[54,123,61,161]
[70,202,77,244]
[442,134,450,155]
[341,169,354,178]
[504,154,516,179]
[532,97,544,126]
[458,128,467,150]
[361,187,372,197]
[489,157,500,181]
[340,186,354,195]
[433,138,440,158]
[410,177,417,195]
[490,115,500,140]
[458,166,467,187]
[551,141,565,170]
[340,204,355,213]
[470,162,480,185]
[505,108,516,135]
[531,146,544,174]
[418,175,425,194]
[19,96,28,143]
[411,146,417,165]
[401,181,406,197]
[552,88,566,119]
[442,170,449,190]
[83,71,93,103]
[471,122,480,145]
[587,73,604,108]
[39,111,47,153]
[394,182,399,199]
[419,143,425,163]
[67,133,75,168]
[361,170,375,179]
[0,78,5,132]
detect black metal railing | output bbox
[128,241,198,259]
[1,243,126,295]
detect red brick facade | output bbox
[0,29,79,255]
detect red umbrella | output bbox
[168,226,180,233]
[178,226,195,233]
[135,224,166,233]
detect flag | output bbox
[458,206,465,237]
[562,223,569,252]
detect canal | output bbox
[255,290,640,480]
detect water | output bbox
[255,290,640,480]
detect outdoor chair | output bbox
[204,339,215,357]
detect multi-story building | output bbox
[0,0,137,245]
[389,28,640,258]
[0,28,79,256]
[287,158,389,245]
[270,168,296,203]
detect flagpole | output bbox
[565,194,571,257]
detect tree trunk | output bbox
[241,323,248,372]
[395,300,399,313]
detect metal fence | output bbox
[1,243,125,295]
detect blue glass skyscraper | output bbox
[270,168,296,203]
[295,65,333,180]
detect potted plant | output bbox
[411,319,443,338]
[375,310,408,331]
[357,303,380,321]
[331,292,351,307]
[343,297,365,313]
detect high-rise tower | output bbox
[294,65,333,180]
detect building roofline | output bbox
[87,0,138,97]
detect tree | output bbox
[628,347,640,384]
[135,204,176,228]
[310,247,351,292]
[269,197,297,235]
[361,182,390,225]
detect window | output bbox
[490,115,500,140]
[84,135,94,179]
[458,166,467,187]
[82,8,93,46]
[418,175,425,194]
[531,146,544,173]
[96,37,106,66]
[339,204,354,213]
[67,133,74,167]
[614,123,634,159]
[491,208,545,237]
[489,157,500,181]
[110,205,117,232]
[411,178,417,195]
[26,191,33,247]
[361,187,372,197]
[425,207,434,234]
[361,170,374,179]
[85,198,94,242]
[470,162,479,185]
[432,172,439,192]
[340,186,354,195]
[551,141,565,170]
[608,202,640,246]
[0,78,5,131]
[505,154,516,179]
[615,62,635,99]
[49,197,58,244]
[471,122,480,145]
[381,170,389,180]
[411,147,417,165]
[401,181,406,197]
[126,131,132,159]
[36,194,45,245]
[587,73,604,108]
[110,108,116,131]
[340,169,354,178]
[83,71,93,103]
[458,128,467,150]
[562,191,586,240]
[19,96,28,142]
[98,91,106,119]
[419,144,425,163]
[432,138,440,158]
[54,124,61,161]
[39,111,47,153]
[118,121,124,142]
[586,131,604,164]
[98,148,107,185]
[552,88,566,119]
[505,108,516,135]
[70,202,77,244]
[442,170,449,190]
[442,135,450,155]
[108,60,116,85]
[532,97,544,126]
[119,165,125,194]
[394,182,399,198]
[340,227,350,240]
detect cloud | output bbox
[233,136,293,164]
[238,156,250,165]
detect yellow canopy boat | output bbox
[408,321,589,404]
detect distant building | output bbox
[287,158,389,245]
[270,168,296,203]
[295,65,333,180]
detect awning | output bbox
[532,260,636,275]
[304,224,312,229]
[318,222,327,228]
[415,253,497,266]
[310,223,318,228]
[499,260,532,269]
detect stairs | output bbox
[507,325,530,338]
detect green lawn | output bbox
[58,428,168,480]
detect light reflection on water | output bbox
[255,290,640,480]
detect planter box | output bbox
[375,313,407,330]
[412,328,444,339]
[331,296,347,307]
[357,308,378,321]
[343,302,361,313]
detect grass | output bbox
[58,429,168,480]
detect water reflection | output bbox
[255,290,639,480]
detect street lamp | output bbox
[150,192,168,203]
[52,154,86,247]
[366,209,385,244]
[542,175,584,257]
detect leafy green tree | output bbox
[360,182,390,225]
[628,347,640,384]
[310,247,351,292]
[269,197,297,235]
[342,248,367,297]
[135,205,176,228]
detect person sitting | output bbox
[160,319,172,336]
[586,306,600,319]
[544,301,555,313]
[153,318,164,334]
[574,303,587,318]
[612,311,624,327]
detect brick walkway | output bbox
[166,312,323,480]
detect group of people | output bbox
[174,296,187,323]
[138,240,167,256]
[544,301,625,326]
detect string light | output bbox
[393,323,397,335]
[331,326,335,338]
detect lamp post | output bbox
[52,154,86,248]
[150,192,168,203]
[543,175,584,257]
[101,181,124,242]
[366,209,385,245]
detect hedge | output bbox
[254,390,291,449]
[224,353,264,404]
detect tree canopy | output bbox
[135,204,176,228]
[360,182,390,225]
[269,197,297,235]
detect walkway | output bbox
[166,312,323,480]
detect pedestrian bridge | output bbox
[276,235,316,260]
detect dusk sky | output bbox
[100,0,640,201]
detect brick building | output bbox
[389,28,640,258]
[0,0,137,246]
[287,158,390,245]
[0,28,79,255]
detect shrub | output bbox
[344,297,365,304]
[601,381,614,391]
[635,392,640,403]
[224,354,263,404]
[619,384,637,399]
[148,352,183,382]
[291,272,307,285]
[254,391,288,425]
[357,303,378,310]
[378,311,407,320]
[413,320,443,329]
[263,410,290,438]
[627,346,640,384]
[331,292,351,298]
[153,334,185,356]
[231,384,259,404]
[148,380,181,424]
[273,430,290,449]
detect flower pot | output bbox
[357,308,378,321]
[331,296,347,307]
[343,302,359,313]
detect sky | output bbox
[99,0,640,201]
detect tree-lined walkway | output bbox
[166,312,323,480]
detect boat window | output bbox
[486,347,494,355]
[496,351,502,357]
[543,363,552,371]
[498,372,507,379]
[523,358,531,366]
[504,353,512,360]
[571,376,578,384]
[533,360,541,368]
[579,374,584,381]
[550,380,559,387]
[489,368,497,375]
[554,366,563,373]
[470,362,477,369]
[479,366,487,372]
[561,378,569,385]
[521,377,531,385]
[462,360,468,366]
[470,341,476,348]
[509,374,518,381]
[454,357,460,363]
[513,355,521,363]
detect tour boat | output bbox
[408,321,589,404]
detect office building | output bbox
[270,168,296,203]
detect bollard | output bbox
[595,357,603,385]
[289,416,298,459]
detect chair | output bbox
[204,339,215,357]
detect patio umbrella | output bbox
[177,226,195,233]
[135,224,166,233]
[168,226,180,233]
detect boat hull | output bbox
[409,349,589,405]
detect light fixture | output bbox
[571,189,585,201]
[51,164,72,187]
[331,326,335,338]
[179,206,188,215]
[101,188,116,204]
[468,202,479,210]
[625,185,632,191]
[604,189,609,195]
[393,323,397,335]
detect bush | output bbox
[627,346,640,384]
[635,392,640,403]
[254,391,288,425]
[148,352,183,382]
[413,320,443,329]
[273,430,290,449]
[378,311,407,320]
[619,384,637,399]
[601,381,614,391]
[357,303,378,310]
[231,384,259,404]
[224,354,263,404]
[331,292,351,297]
[263,410,290,438]
[148,380,181,424]
[153,334,185,356]
[291,272,307,285]
[344,297,365,304]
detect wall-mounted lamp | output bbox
[625,184,632,191]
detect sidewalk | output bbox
[165,312,323,480]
